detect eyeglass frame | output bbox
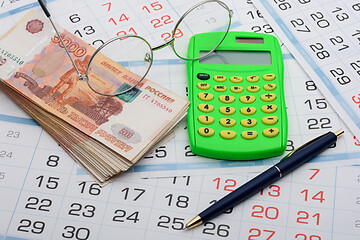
[38,0,233,96]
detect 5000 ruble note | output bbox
[0,11,189,177]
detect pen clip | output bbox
[281,132,329,160]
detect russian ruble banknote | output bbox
[0,11,189,185]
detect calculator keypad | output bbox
[241,118,257,127]
[195,73,282,142]
[198,104,214,113]
[198,127,214,137]
[240,95,256,104]
[197,83,210,90]
[214,85,227,92]
[230,86,244,93]
[230,76,243,83]
[220,130,237,139]
[246,75,259,83]
[262,104,277,113]
[198,92,214,101]
[263,74,276,81]
[219,95,235,103]
[214,75,226,82]
[240,107,256,115]
[263,128,279,138]
[247,85,260,93]
[262,116,278,125]
[220,118,236,127]
[242,130,258,139]
[220,106,235,115]
[198,115,214,125]
[197,73,210,80]
[261,93,277,102]
[264,83,276,91]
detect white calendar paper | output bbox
[252,0,360,140]
[0,1,360,239]
[0,0,359,179]
[1,154,360,239]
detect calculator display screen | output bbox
[199,51,271,65]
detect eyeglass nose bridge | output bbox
[151,37,175,51]
[78,75,88,82]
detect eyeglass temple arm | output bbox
[37,0,82,78]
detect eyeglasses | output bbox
[38,0,233,96]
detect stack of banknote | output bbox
[0,11,189,185]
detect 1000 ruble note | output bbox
[0,11,189,169]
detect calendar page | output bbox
[1,153,360,239]
[1,0,360,179]
[0,1,360,239]
[252,0,360,140]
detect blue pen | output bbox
[186,129,344,229]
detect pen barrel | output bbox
[199,166,281,221]
[199,132,338,223]
[38,0,51,17]
[277,132,337,176]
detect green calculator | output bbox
[186,31,287,160]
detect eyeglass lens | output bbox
[172,1,231,60]
[87,0,231,96]
[86,36,152,96]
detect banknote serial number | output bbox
[151,99,173,113]
[0,48,24,65]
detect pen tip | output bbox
[334,129,344,138]
[185,216,203,229]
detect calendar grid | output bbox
[83,0,113,42]
[283,172,293,238]
[48,160,76,239]
[253,0,360,139]
[0,0,360,239]
[330,167,338,240]
[4,129,44,238]
[235,172,248,239]
[94,181,114,240]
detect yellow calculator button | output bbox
[214,85,227,92]
[198,127,215,137]
[197,83,210,90]
[261,104,277,113]
[240,107,256,115]
[220,130,237,139]
[241,130,258,140]
[230,86,244,93]
[263,74,276,81]
[262,116,278,125]
[246,75,259,83]
[220,106,235,115]
[198,115,214,125]
[240,95,256,104]
[247,86,260,93]
[198,92,214,101]
[220,118,236,127]
[263,128,279,138]
[241,118,257,127]
[214,75,226,82]
[219,95,235,103]
[198,104,214,113]
[264,83,276,91]
[261,93,277,102]
[230,76,243,83]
